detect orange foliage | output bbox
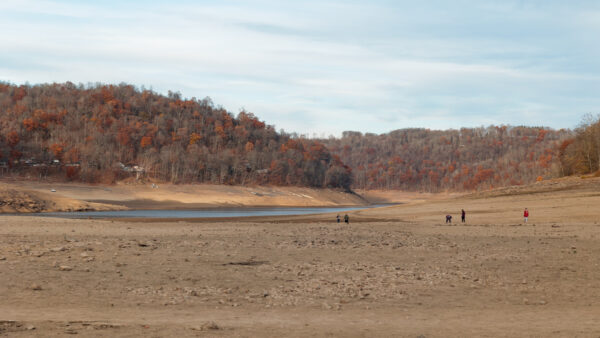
[49,143,65,158]
[12,87,27,101]
[215,125,225,138]
[189,132,202,145]
[140,136,152,148]
[536,129,548,142]
[23,118,37,131]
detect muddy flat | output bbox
[2,181,367,212]
[1,177,600,337]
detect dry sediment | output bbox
[1,177,600,336]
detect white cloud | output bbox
[1,0,599,135]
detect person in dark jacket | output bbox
[336,214,340,223]
[344,214,349,224]
[445,214,452,223]
[461,209,466,223]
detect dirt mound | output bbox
[0,183,124,213]
[0,188,49,213]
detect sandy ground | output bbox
[1,181,367,212]
[1,177,600,337]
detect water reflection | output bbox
[34,205,390,219]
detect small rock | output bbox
[31,284,43,291]
[51,247,66,252]
[26,325,36,330]
[0,256,6,261]
[80,252,89,258]
[200,321,220,330]
[59,265,73,271]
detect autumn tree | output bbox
[0,82,352,189]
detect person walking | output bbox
[344,214,349,224]
[524,208,529,223]
[336,214,340,223]
[461,209,466,223]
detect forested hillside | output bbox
[559,115,600,176]
[0,82,582,193]
[322,127,573,192]
[0,83,352,189]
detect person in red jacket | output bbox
[524,208,529,223]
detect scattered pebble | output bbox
[200,321,220,330]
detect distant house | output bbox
[23,158,38,166]
[118,162,145,180]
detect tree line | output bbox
[559,114,600,176]
[0,82,352,189]
[1,82,587,192]
[321,126,573,192]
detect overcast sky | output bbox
[1,0,599,136]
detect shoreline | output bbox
[10,204,399,223]
[83,199,389,210]
[0,180,376,213]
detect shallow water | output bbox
[32,205,390,219]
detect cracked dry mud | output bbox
[2,180,600,337]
